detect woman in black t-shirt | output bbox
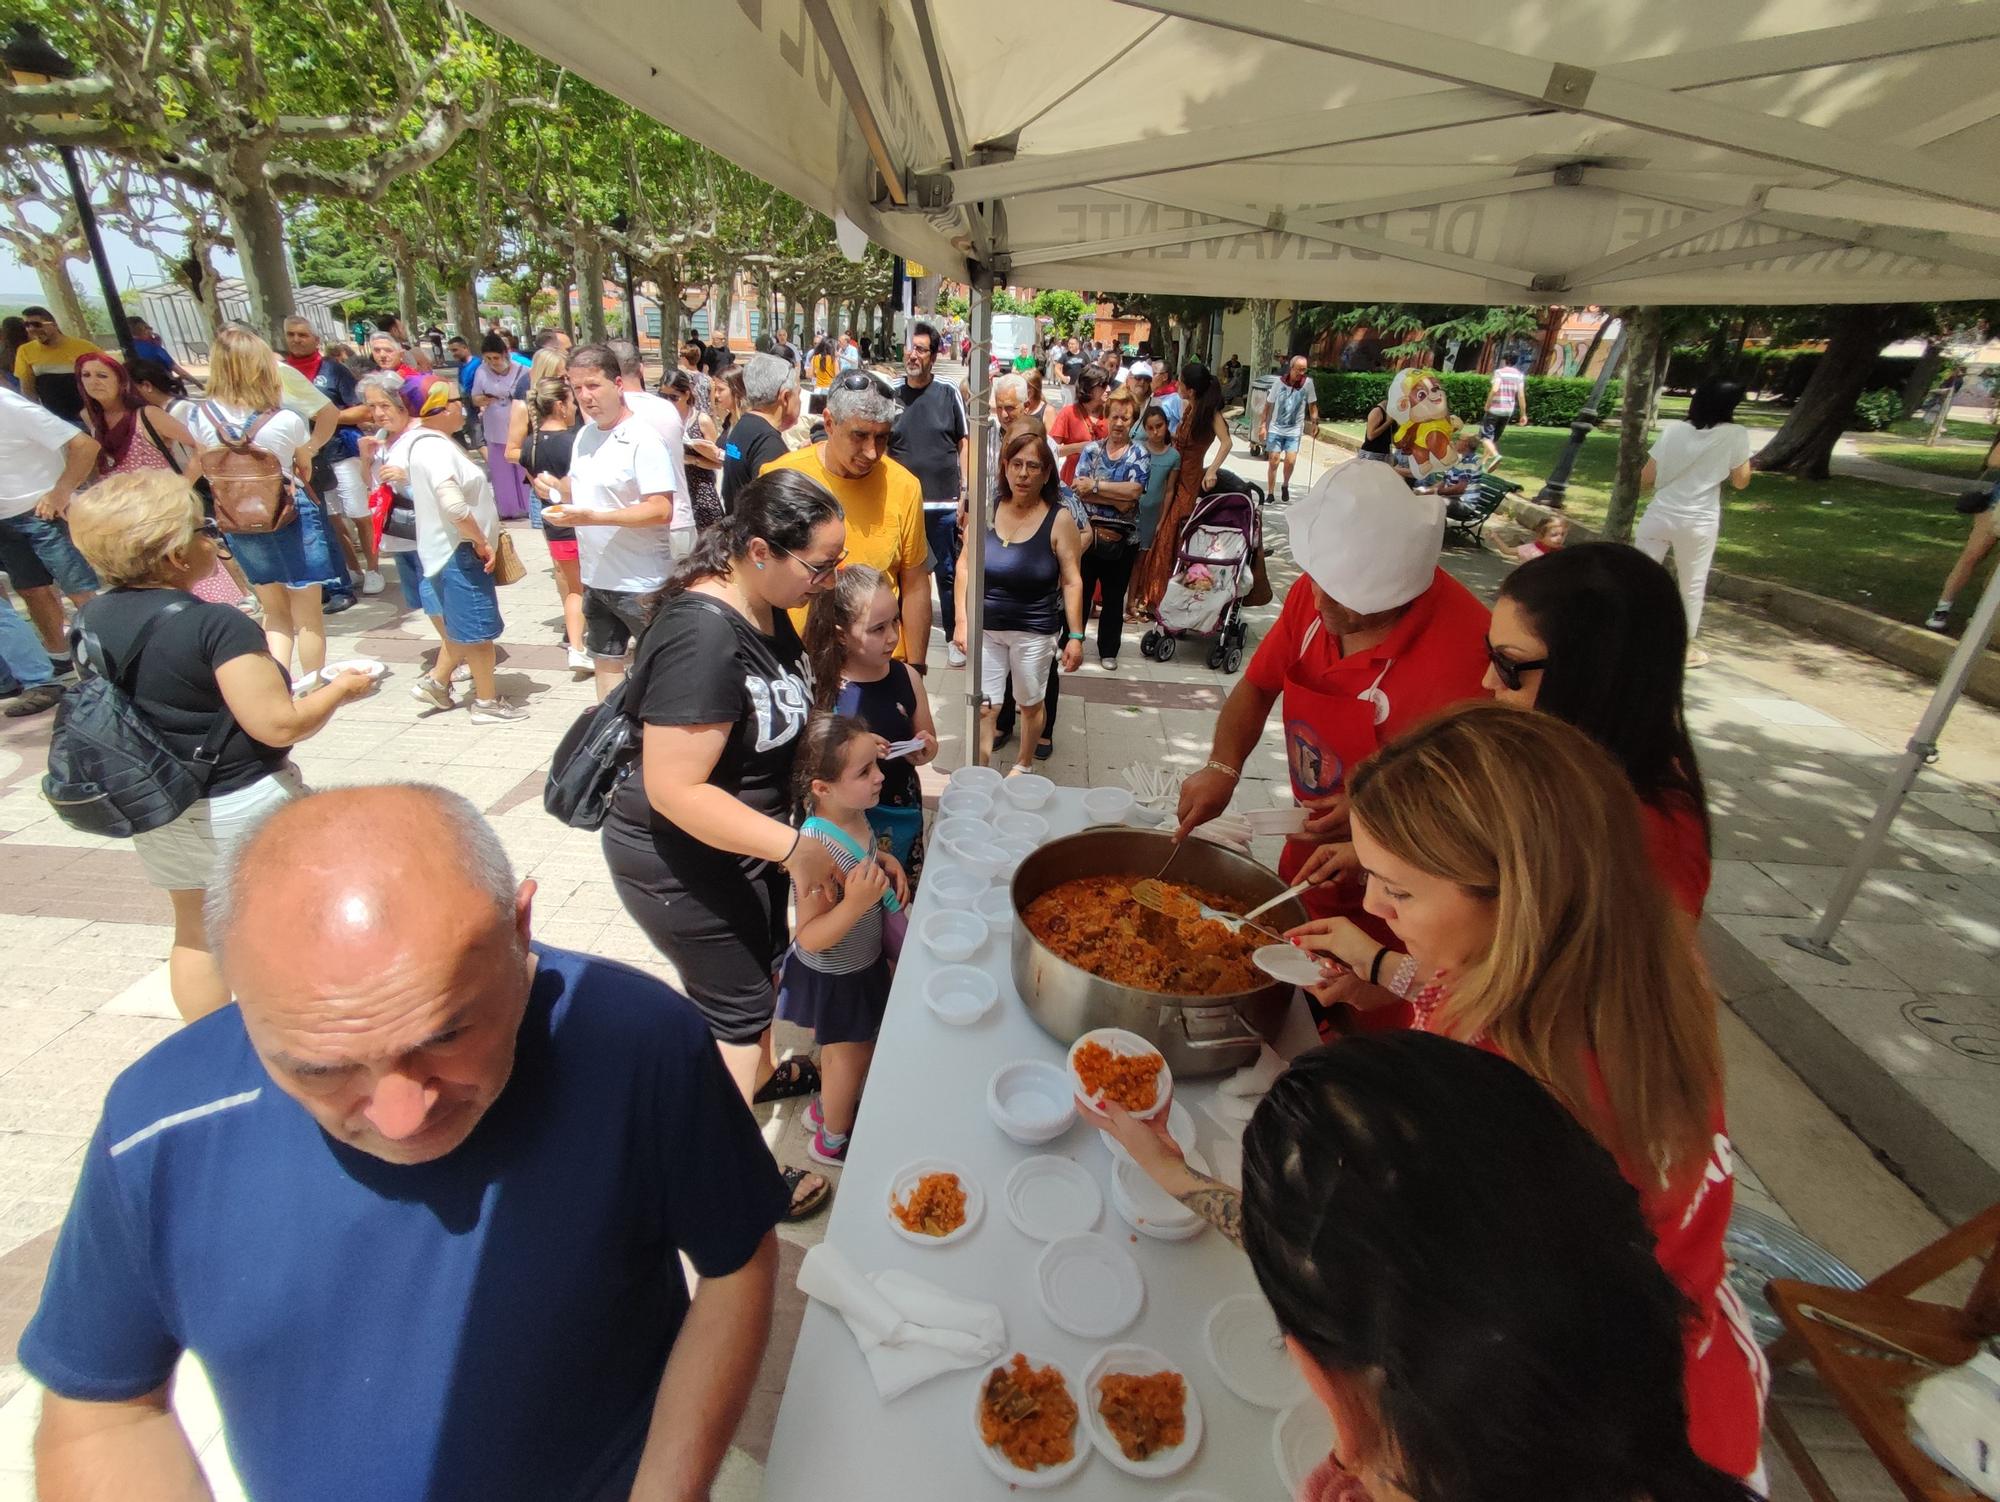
[601,469,853,1215]
[65,473,374,1022]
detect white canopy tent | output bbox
[464,0,2000,959]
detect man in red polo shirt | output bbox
[1177,459,1490,941]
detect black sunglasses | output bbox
[1484,638,1547,692]
[834,371,880,393]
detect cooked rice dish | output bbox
[981,1354,1078,1470]
[1023,874,1263,994]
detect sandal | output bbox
[753,1055,822,1105]
[782,1165,832,1220]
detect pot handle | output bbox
[1178,1005,1261,1051]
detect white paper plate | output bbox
[988,1060,1077,1146]
[969,1353,1090,1490]
[1081,1344,1204,1479]
[1204,1293,1308,1410]
[322,656,389,680]
[1274,1400,1332,1495]
[1111,1158,1206,1242]
[1003,1155,1103,1241]
[886,1158,983,1247]
[924,964,998,1026]
[1101,1099,1197,1169]
[1066,1028,1171,1122]
[1253,943,1329,987]
[1036,1234,1144,1338]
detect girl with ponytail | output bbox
[1240,1033,1762,1502]
[601,469,853,1223]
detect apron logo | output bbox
[1284,717,1345,799]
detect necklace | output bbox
[994,500,1040,548]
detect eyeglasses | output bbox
[197,519,224,541]
[1484,638,1547,691]
[774,544,847,582]
[834,371,880,393]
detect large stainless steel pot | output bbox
[1010,828,1306,1077]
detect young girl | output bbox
[805,566,938,878]
[1515,513,1568,561]
[777,714,904,1167]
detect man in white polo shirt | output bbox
[544,344,679,702]
[608,340,695,557]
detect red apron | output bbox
[1277,617,1393,930]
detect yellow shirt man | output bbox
[762,442,927,656]
[14,330,101,424]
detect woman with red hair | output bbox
[76,353,237,605]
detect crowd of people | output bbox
[0,301,1877,1501]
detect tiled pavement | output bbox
[0,432,1995,1497]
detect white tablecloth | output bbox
[763,789,1327,1500]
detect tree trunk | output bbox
[33,259,90,338]
[578,237,609,343]
[224,175,297,339]
[448,278,481,342]
[516,286,534,337]
[173,231,224,344]
[389,239,422,346]
[1247,299,1279,381]
[714,276,734,346]
[1901,338,1942,418]
[556,281,574,341]
[1604,306,1664,542]
[1754,304,1905,478]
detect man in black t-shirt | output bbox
[700,332,736,378]
[721,353,798,506]
[889,321,968,663]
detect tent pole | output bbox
[1784,548,2000,963]
[964,265,994,764]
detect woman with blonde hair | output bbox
[65,473,373,1019]
[504,344,569,505]
[1287,702,1767,1485]
[1105,701,1765,1489]
[181,326,333,680]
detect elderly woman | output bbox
[469,334,534,520]
[359,372,523,724]
[65,472,373,1020]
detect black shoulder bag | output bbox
[42,599,238,837]
[544,610,667,830]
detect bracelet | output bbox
[1201,759,1241,781]
[781,828,801,865]
[1066,631,1085,642]
[1367,946,1388,986]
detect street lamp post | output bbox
[1534,321,1629,509]
[3,22,136,362]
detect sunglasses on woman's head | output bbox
[834,371,879,393]
[1484,638,1547,691]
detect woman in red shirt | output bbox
[1483,542,1711,920]
[1291,704,1768,1485]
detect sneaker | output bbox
[45,654,73,679]
[1685,646,1711,669]
[2,682,63,718]
[361,570,385,596]
[410,675,456,711]
[450,663,473,686]
[468,698,527,724]
[806,1126,849,1167]
[1925,606,1953,633]
[323,593,355,616]
[806,1096,825,1131]
[946,643,967,668]
[1100,656,1118,671]
[568,647,593,673]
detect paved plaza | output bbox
[0,429,1994,1498]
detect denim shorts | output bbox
[0,513,101,595]
[397,544,502,644]
[1264,431,1300,454]
[225,502,331,590]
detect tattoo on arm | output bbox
[1174,1177,1244,1247]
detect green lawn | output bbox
[1655,394,1789,430]
[1848,437,1995,481]
[1323,421,1974,629]
[1886,415,2000,443]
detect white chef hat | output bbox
[1288,460,1444,614]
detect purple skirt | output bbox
[488,451,533,519]
[776,950,890,1045]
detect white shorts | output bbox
[980,628,1058,708]
[330,457,371,520]
[131,764,306,890]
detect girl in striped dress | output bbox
[777,713,906,1167]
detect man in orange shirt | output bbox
[763,378,931,666]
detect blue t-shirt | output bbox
[1265,378,1315,437]
[21,944,789,1502]
[131,337,175,369]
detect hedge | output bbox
[1309,371,1621,429]
[1663,346,1919,400]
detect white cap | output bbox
[1128,361,1153,379]
[1288,460,1443,614]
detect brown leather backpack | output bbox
[198,404,296,535]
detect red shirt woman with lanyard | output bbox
[1291,703,1769,1488]
[1175,463,1488,1026]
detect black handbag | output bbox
[1955,473,1996,515]
[42,599,236,837]
[544,673,641,830]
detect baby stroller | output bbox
[1139,491,1261,672]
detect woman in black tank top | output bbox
[518,378,588,668]
[1360,401,1395,457]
